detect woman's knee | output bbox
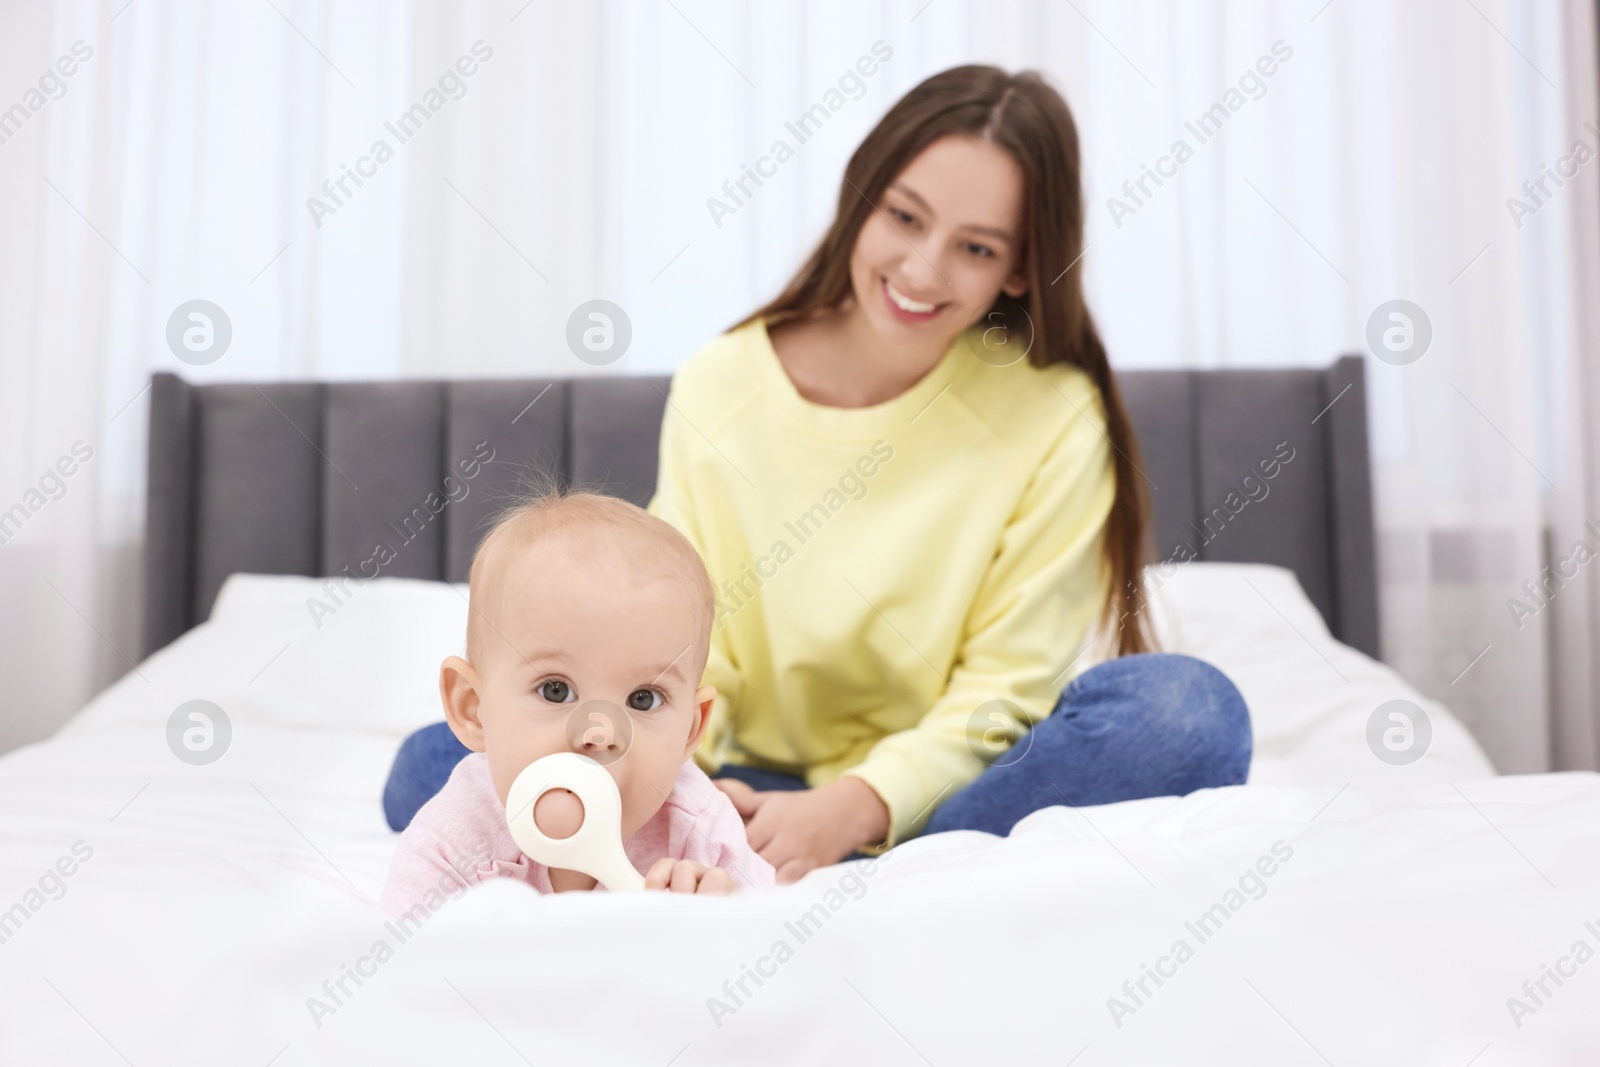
[1146,652,1251,782]
[1062,652,1252,782]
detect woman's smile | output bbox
[881,275,948,323]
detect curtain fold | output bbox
[1542,0,1600,772]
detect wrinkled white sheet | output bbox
[1,564,1595,1065]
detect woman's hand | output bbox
[715,776,890,884]
[643,857,737,895]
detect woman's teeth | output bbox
[884,278,938,315]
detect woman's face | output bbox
[848,134,1029,348]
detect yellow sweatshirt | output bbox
[647,317,1115,847]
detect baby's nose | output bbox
[564,699,633,765]
[579,712,616,748]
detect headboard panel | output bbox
[322,383,447,585]
[143,356,1379,661]
[193,383,322,613]
[444,379,568,579]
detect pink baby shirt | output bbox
[380,752,774,915]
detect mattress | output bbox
[1,563,1595,1065]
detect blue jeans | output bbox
[381,652,1252,837]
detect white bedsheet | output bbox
[1,564,1595,1065]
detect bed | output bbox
[1,358,1596,1065]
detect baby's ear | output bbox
[440,656,487,752]
[684,684,716,757]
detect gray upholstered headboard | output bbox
[141,356,1379,661]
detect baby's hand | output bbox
[643,858,736,895]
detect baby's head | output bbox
[439,489,717,840]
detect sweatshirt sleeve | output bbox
[379,802,496,918]
[645,378,741,775]
[680,772,777,891]
[841,371,1117,847]
[379,757,518,917]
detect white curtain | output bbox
[2,0,1596,774]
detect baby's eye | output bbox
[626,688,663,712]
[537,679,575,703]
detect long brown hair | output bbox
[735,65,1155,657]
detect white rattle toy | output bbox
[504,752,645,892]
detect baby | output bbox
[380,490,773,916]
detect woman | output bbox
[385,65,1251,883]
